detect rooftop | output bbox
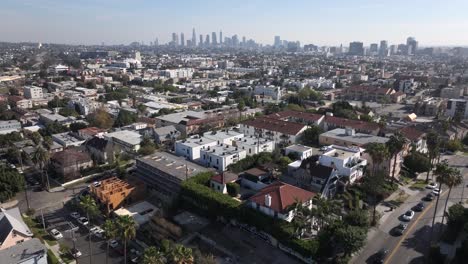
[242,117,307,135]
[0,238,46,264]
[286,144,313,153]
[106,130,142,146]
[321,128,389,146]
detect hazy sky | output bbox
[2,0,468,46]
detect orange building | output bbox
[90,177,145,214]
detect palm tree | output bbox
[102,220,118,264]
[170,244,194,264]
[142,246,165,264]
[365,143,389,177]
[117,215,137,264]
[32,146,50,190]
[80,195,99,264]
[386,133,406,183]
[425,131,440,183]
[438,162,462,226]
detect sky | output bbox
[1,0,468,47]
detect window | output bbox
[217,186,220,190]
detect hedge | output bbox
[180,172,317,258]
[47,249,60,264]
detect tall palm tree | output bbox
[142,246,165,264]
[170,244,194,264]
[102,219,118,264]
[438,163,462,226]
[32,146,50,190]
[386,133,406,183]
[365,143,389,177]
[80,195,99,264]
[117,215,137,264]
[425,131,440,183]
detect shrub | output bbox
[226,182,240,197]
[47,249,60,264]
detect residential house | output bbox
[0,120,21,135]
[90,177,146,214]
[342,86,403,103]
[322,115,381,135]
[285,144,313,160]
[105,130,142,153]
[78,127,107,140]
[85,136,114,164]
[232,136,275,156]
[400,126,427,153]
[210,172,239,194]
[8,96,32,109]
[241,117,308,145]
[0,238,47,264]
[153,125,181,145]
[52,132,86,147]
[248,181,316,222]
[318,145,367,184]
[0,207,33,250]
[319,128,389,147]
[51,149,93,181]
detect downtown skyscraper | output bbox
[192,28,197,46]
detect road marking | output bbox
[384,190,447,264]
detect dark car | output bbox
[424,193,434,201]
[394,223,408,236]
[374,248,389,263]
[413,202,425,212]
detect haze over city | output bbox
[2,0,468,46]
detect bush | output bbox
[47,249,60,264]
[226,182,240,197]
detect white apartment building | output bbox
[285,144,313,160]
[232,136,275,156]
[253,85,282,101]
[23,86,43,99]
[200,144,247,172]
[175,136,217,161]
[446,99,468,120]
[202,130,244,145]
[319,145,367,184]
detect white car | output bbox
[50,229,63,240]
[402,210,415,221]
[71,248,82,258]
[433,188,442,196]
[77,217,89,226]
[70,212,80,219]
[426,182,438,189]
[95,229,105,238]
[90,226,104,235]
[93,181,101,187]
[109,239,119,248]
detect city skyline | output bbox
[1,0,468,46]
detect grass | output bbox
[47,249,60,264]
[23,215,58,246]
[410,180,427,190]
[387,191,410,207]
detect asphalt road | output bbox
[352,154,468,264]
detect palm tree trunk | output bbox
[440,187,453,227]
[88,211,92,264]
[391,153,398,183]
[425,158,433,183]
[106,241,109,264]
[124,240,127,264]
[372,196,377,226]
[45,169,51,191]
[430,184,443,244]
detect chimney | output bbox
[265,194,272,207]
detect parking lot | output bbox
[38,206,125,264]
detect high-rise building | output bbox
[242,36,246,46]
[205,34,210,46]
[406,37,418,55]
[348,42,364,56]
[379,40,388,56]
[232,35,239,47]
[389,45,397,55]
[180,33,185,47]
[219,31,223,44]
[192,28,196,46]
[211,32,217,45]
[274,36,281,48]
[370,43,378,53]
[199,35,203,47]
[172,33,178,46]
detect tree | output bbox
[226,182,240,197]
[137,104,147,116]
[142,246,165,264]
[365,143,389,177]
[300,126,323,147]
[59,107,79,117]
[43,136,54,150]
[362,171,387,226]
[138,137,157,156]
[437,162,462,226]
[169,244,194,264]
[237,99,245,111]
[386,133,406,182]
[117,215,137,264]
[29,131,43,145]
[87,108,114,129]
[32,146,50,190]
[403,152,431,174]
[70,122,88,133]
[446,140,463,152]
[278,156,293,173]
[80,195,99,264]
[425,131,440,183]
[103,220,118,264]
[344,210,370,228]
[335,224,366,257]
[115,110,137,127]
[0,166,24,203]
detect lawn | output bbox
[410,180,427,190]
[23,215,58,246]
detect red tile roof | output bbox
[249,181,316,214]
[400,126,425,141]
[266,110,323,123]
[324,115,381,132]
[345,86,394,95]
[211,172,238,184]
[242,117,307,135]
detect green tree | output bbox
[403,152,431,174]
[226,182,240,197]
[169,244,194,264]
[137,104,147,116]
[87,108,114,129]
[362,171,387,226]
[29,131,43,145]
[335,224,366,257]
[425,131,440,183]
[344,209,370,228]
[115,109,137,127]
[0,166,24,203]
[142,246,165,264]
[365,143,389,177]
[117,215,137,264]
[102,220,118,264]
[70,122,88,132]
[300,126,323,147]
[446,140,463,152]
[138,137,157,156]
[32,146,50,190]
[80,195,99,264]
[386,133,406,182]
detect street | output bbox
[352,154,468,264]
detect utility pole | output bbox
[40,209,46,232]
[19,151,30,211]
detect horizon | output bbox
[2,0,468,46]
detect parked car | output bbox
[413,202,425,212]
[71,248,82,258]
[433,188,442,196]
[49,229,63,240]
[394,223,408,236]
[374,248,389,263]
[110,239,119,248]
[70,212,80,219]
[424,193,434,201]
[402,210,415,221]
[92,181,101,187]
[426,182,438,189]
[77,217,89,226]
